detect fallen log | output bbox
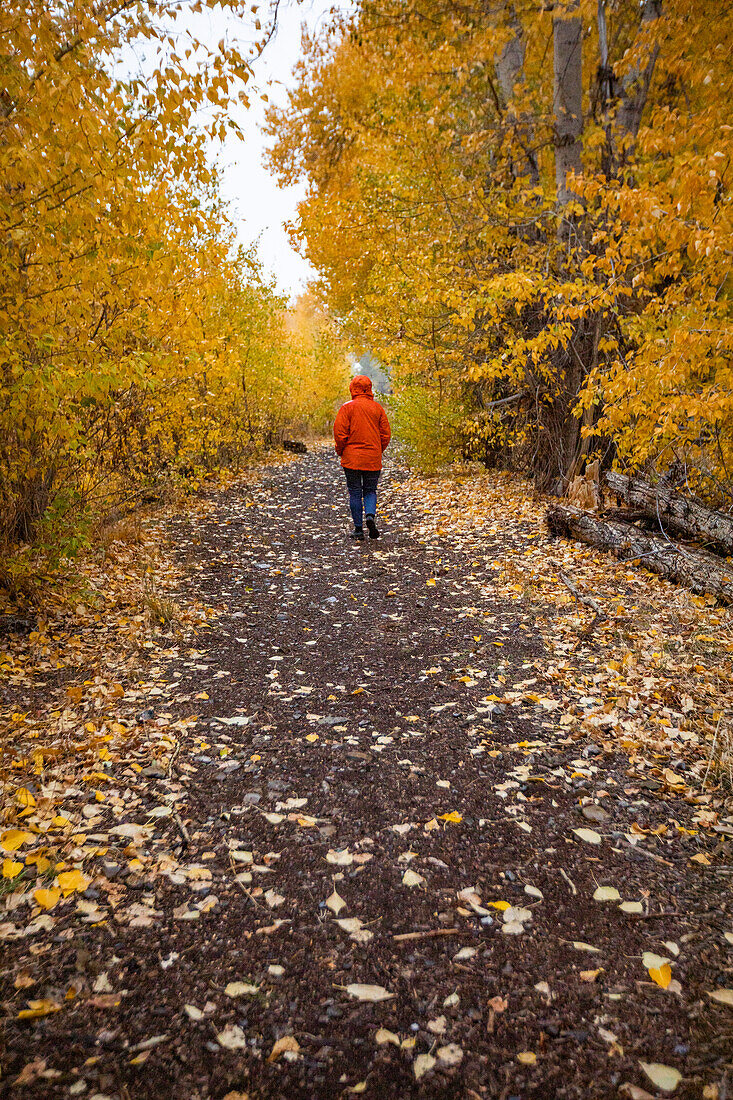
[547,505,733,604]
[605,471,733,557]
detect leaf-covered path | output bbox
[2,448,732,1099]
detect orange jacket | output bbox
[333,375,391,471]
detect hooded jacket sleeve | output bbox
[378,405,391,451]
[333,403,351,456]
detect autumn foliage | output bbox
[0,0,349,588]
[268,0,733,498]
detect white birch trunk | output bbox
[553,2,583,210]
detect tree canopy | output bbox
[268,0,733,496]
[1,0,349,587]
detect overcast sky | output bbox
[212,0,347,300]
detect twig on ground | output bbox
[232,876,265,910]
[393,928,467,943]
[559,571,608,634]
[559,867,577,895]
[172,811,190,849]
[702,714,723,788]
[167,741,181,778]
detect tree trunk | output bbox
[615,0,662,154]
[553,1,583,216]
[547,504,733,604]
[596,0,661,175]
[605,471,733,556]
[494,8,539,185]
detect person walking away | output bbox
[333,375,391,540]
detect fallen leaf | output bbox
[402,869,425,887]
[268,1035,300,1062]
[88,993,122,1008]
[649,963,672,989]
[414,1053,436,1079]
[343,983,393,1002]
[1,830,33,852]
[18,999,62,1019]
[517,1051,537,1065]
[573,827,602,844]
[438,811,462,824]
[375,1028,400,1046]
[57,870,90,895]
[325,888,347,915]
[264,889,285,908]
[639,1062,682,1092]
[503,906,532,924]
[436,1043,463,1067]
[217,1024,248,1050]
[453,946,477,960]
[619,1083,657,1100]
[326,849,353,866]
[13,1059,47,1086]
[224,982,259,998]
[708,988,733,1006]
[642,951,670,971]
[33,888,61,910]
[593,886,620,902]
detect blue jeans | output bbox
[343,468,380,528]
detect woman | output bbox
[333,375,391,540]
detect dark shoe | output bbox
[350,527,365,540]
[365,515,380,539]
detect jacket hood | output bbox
[349,374,373,398]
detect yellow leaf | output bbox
[690,853,711,865]
[305,733,319,743]
[15,788,36,808]
[1,829,33,852]
[3,858,24,879]
[489,900,510,910]
[268,1035,300,1062]
[438,811,462,824]
[18,1000,62,1019]
[57,870,90,895]
[649,963,672,988]
[426,578,436,586]
[34,888,61,910]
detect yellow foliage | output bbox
[269,0,733,499]
[0,1,349,584]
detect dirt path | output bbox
[2,448,731,1100]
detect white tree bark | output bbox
[553,2,583,209]
[495,9,539,185]
[615,0,661,149]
